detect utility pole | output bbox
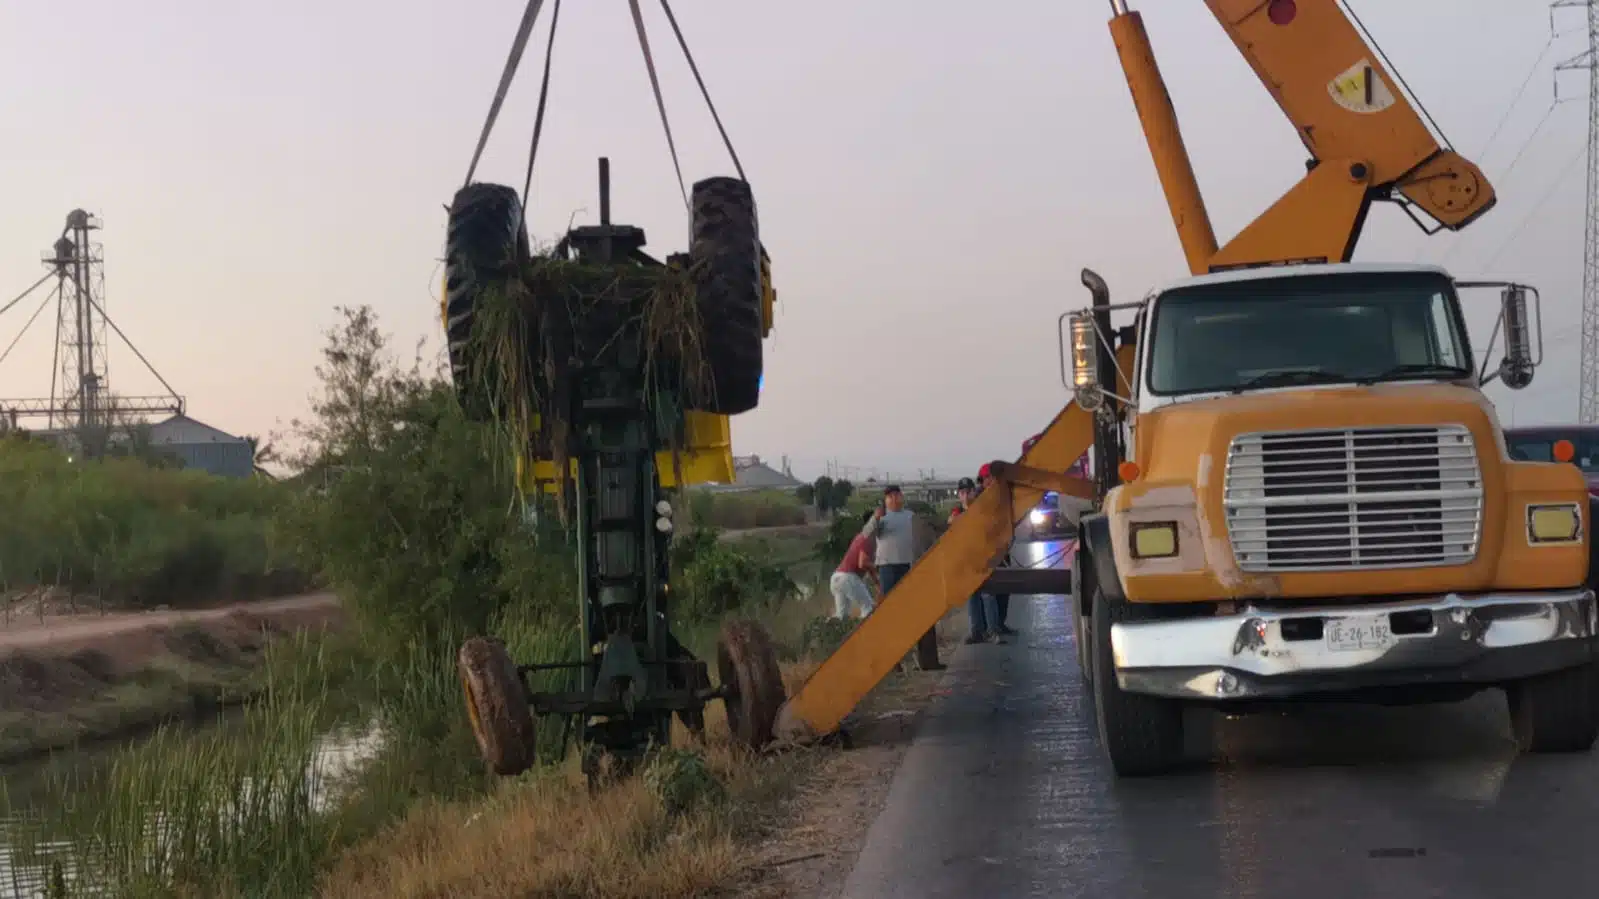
[1556,0,1599,422]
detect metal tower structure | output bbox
[1556,0,1599,422]
[0,210,184,449]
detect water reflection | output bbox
[0,716,384,899]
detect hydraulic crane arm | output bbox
[1109,0,1496,275]
[773,339,1139,744]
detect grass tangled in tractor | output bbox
[463,256,718,515]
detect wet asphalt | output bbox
[841,579,1599,898]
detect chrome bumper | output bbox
[1111,589,1598,701]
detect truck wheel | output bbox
[458,636,538,776]
[1075,603,1091,683]
[1071,560,1091,682]
[717,618,786,749]
[1091,587,1184,776]
[444,182,532,420]
[1507,661,1599,753]
[688,176,764,416]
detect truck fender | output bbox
[1077,512,1125,613]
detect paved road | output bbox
[843,585,1599,898]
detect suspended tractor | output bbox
[442,159,787,779]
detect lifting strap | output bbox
[628,0,689,209]
[656,0,747,183]
[462,0,750,218]
[463,0,547,189]
[519,0,563,212]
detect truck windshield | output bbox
[1145,271,1472,396]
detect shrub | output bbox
[0,436,308,607]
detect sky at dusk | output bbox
[0,1,1590,481]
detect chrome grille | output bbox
[1223,425,1483,572]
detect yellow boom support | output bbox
[775,402,1097,741]
[1112,0,1496,275]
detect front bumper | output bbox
[1111,589,1598,701]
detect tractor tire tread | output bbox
[717,618,786,749]
[689,176,764,416]
[458,635,538,777]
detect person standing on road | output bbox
[951,476,1001,644]
[977,464,1019,637]
[861,485,916,599]
[830,510,878,619]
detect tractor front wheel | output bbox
[717,619,786,749]
[458,636,538,776]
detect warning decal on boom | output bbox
[1327,59,1395,115]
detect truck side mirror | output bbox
[1068,311,1103,411]
[1498,285,1535,391]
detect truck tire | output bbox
[458,636,538,776]
[444,182,532,420]
[1071,554,1091,681]
[1091,587,1184,776]
[688,176,764,416]
[1507,661,1599,753]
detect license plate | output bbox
[1324,615,1395,653]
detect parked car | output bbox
[1503,425,1599,496]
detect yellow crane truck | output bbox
[772,0,1598,777]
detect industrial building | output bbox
[144,413,254,478]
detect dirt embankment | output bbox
[0,594,342,763]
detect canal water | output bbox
[0,713,384,899]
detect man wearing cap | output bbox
[977,465,1019,637]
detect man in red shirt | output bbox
[830,509,878,619]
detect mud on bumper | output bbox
[1111,589,1599,701]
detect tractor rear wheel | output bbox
[444,182,532,420]
[688,176,764,416]
[458,636,538,776]
[717,619,786,749]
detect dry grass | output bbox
[319,661,822,899]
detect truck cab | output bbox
[1067,261,1599,775]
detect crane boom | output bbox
[1111,0,1496,274]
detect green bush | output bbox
[0,436,309,607]
[670,526,797,620]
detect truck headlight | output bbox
[1130,521,1179,559]
[1527,503,1582,544]
[1030,509,1048,526]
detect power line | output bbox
[1496,101,1564,189]
[1476,34,1558,161]
[1436,104,1574,270]
[1469,141,1589,273]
